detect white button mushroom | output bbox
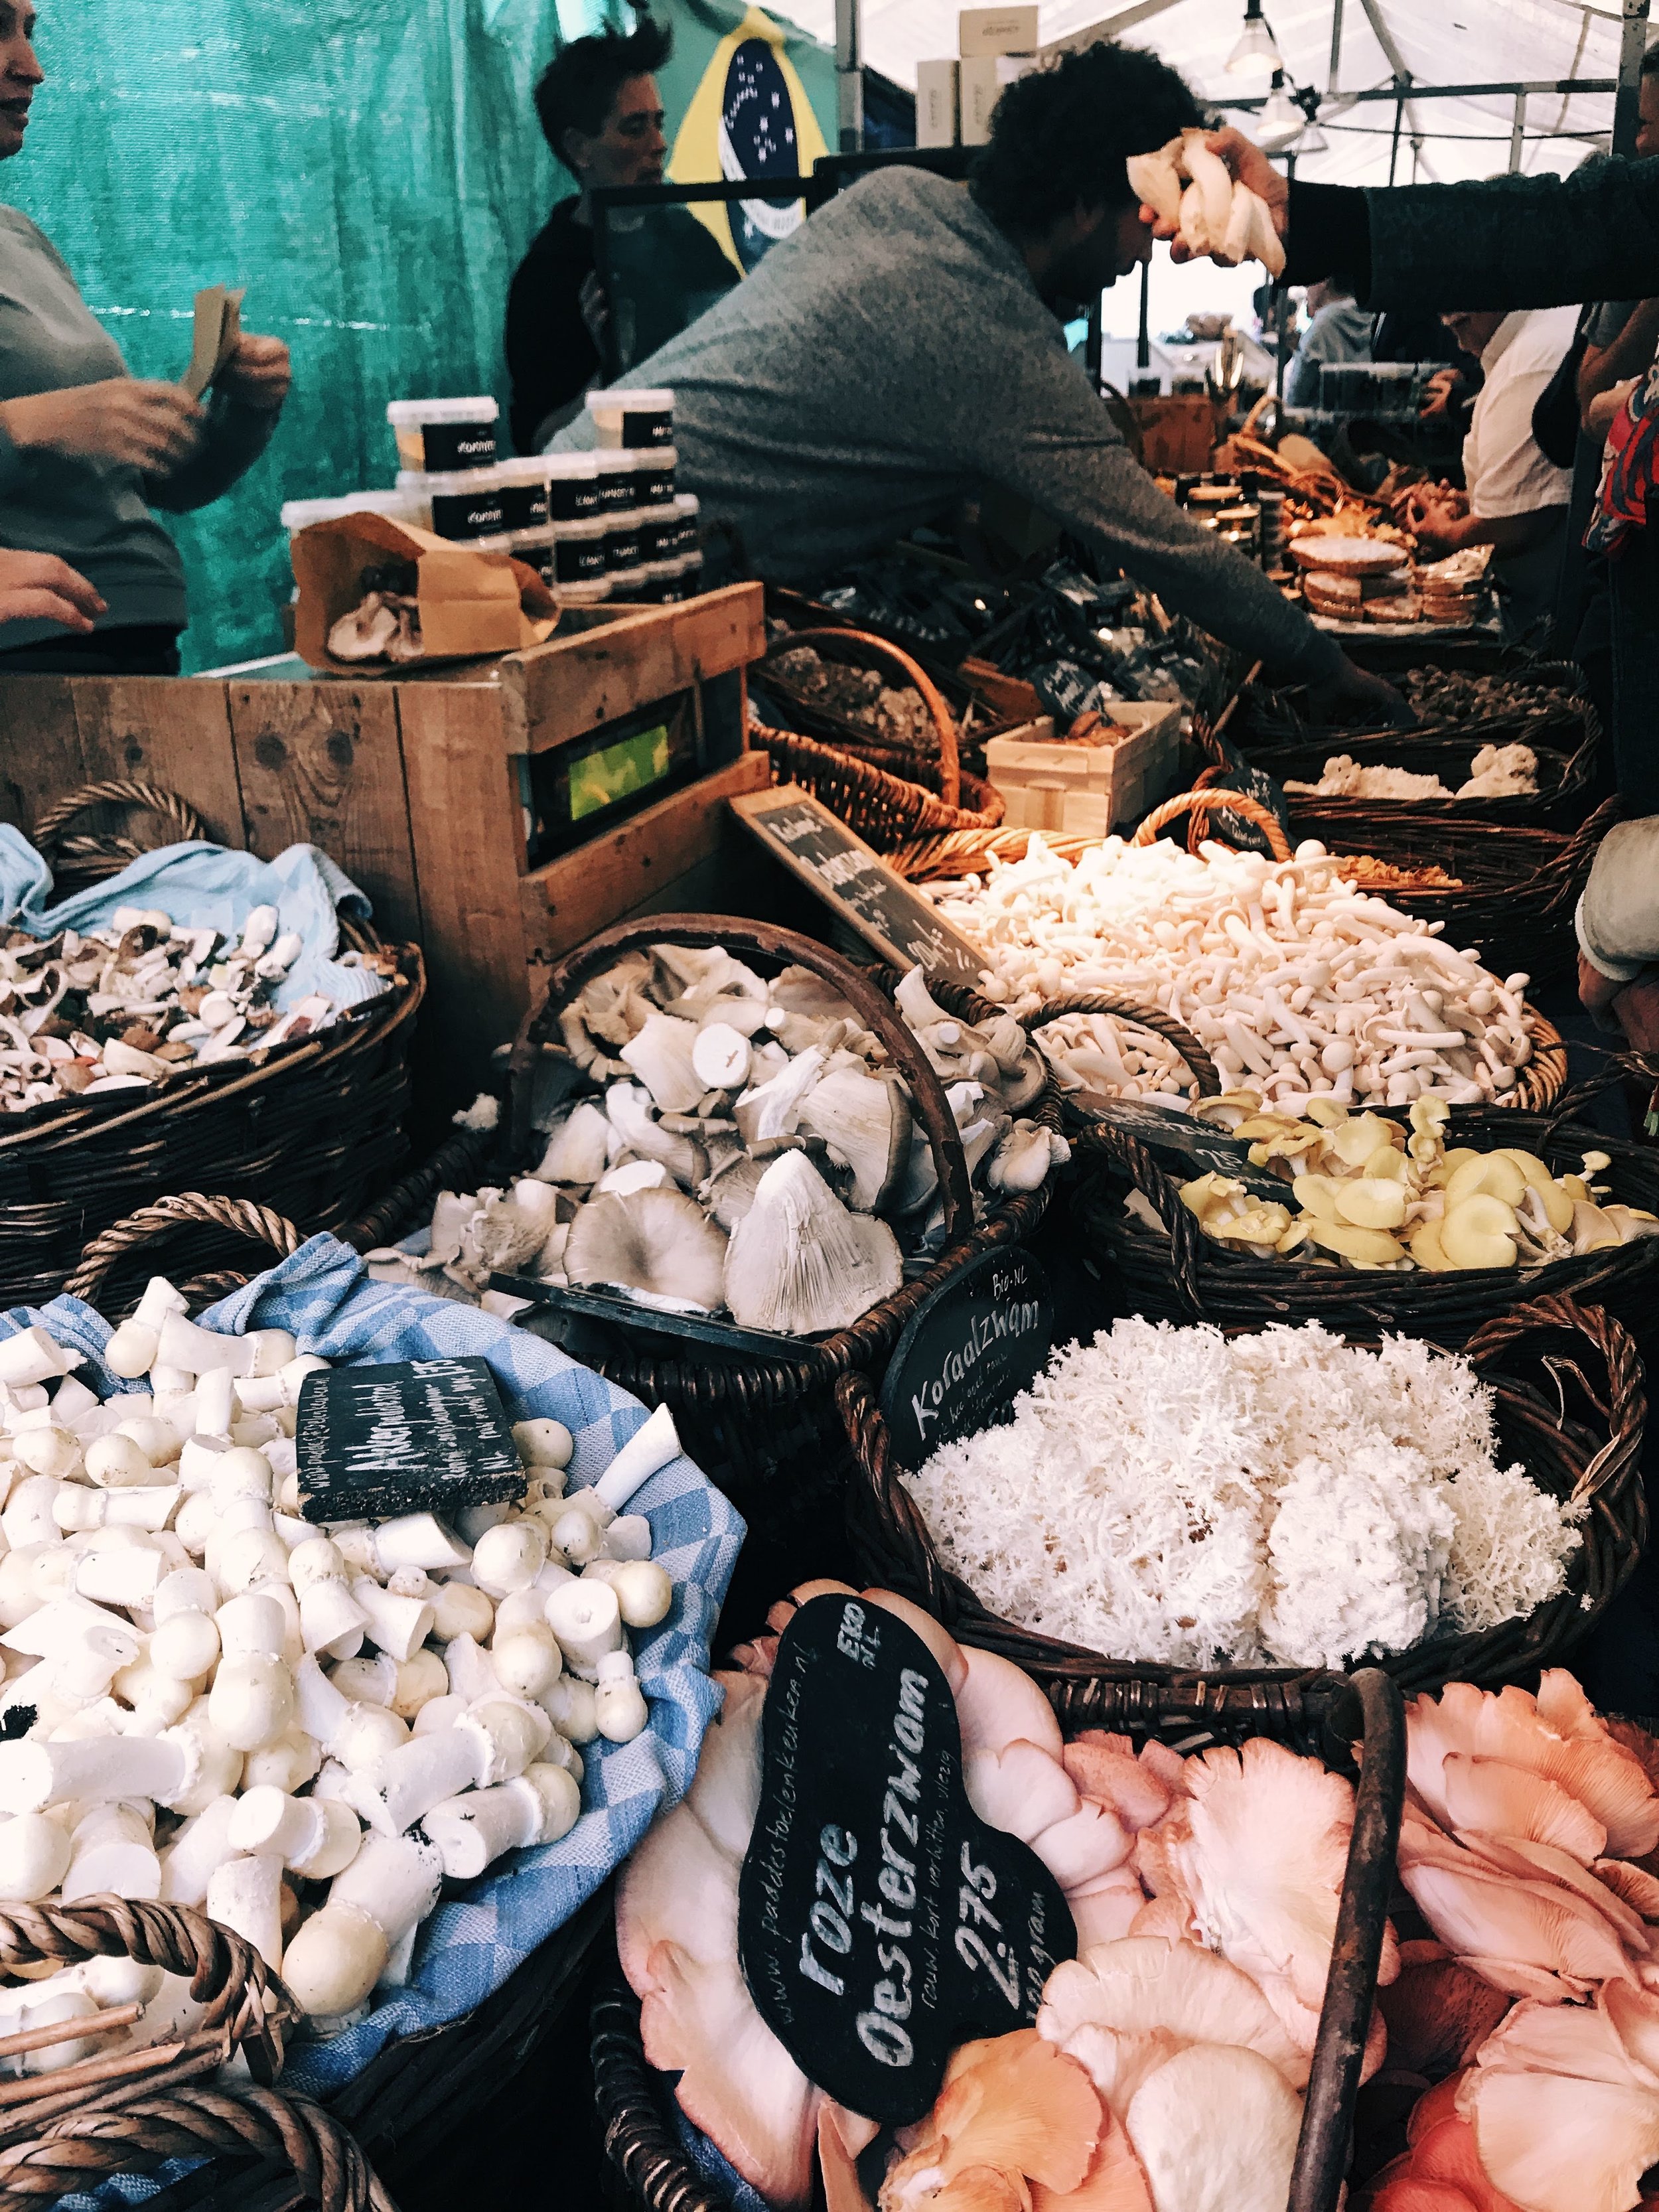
[544,1578,622,1678]
[206,1852,286,1969]
[423,1763,581,1880]
[512,1418,573,1472]
[593,1649,648,1743]
[62,1803,160,1901]
[229,1785,362,1880]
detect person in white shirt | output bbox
[1406,304,1580,640]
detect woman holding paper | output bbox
[0,0,290,673]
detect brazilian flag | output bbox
[667,5,830,273]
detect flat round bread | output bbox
[1364,594,1425,623]
[1289,535,1410,573]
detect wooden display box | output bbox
[0,585,768,1118]
[1130,394,1224,474]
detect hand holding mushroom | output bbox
[1128,127,1285,277]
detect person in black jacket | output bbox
[506,19,707,453]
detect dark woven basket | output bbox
[1226,656,1596,765]
[0,1895,392,2212]
[758,624,967,806]
[1064,1006,1642,1345]
[841,1290,1646,1716]
[31,778,208,893]
[1268,715,1597,836]
[505,916,1065,1615]
[755,720,1007,851]
[57,1189,616,2211]
[591,1668,1406,2212]
[0,805,422,1307]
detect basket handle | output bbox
[1464,1293,1648,1517]
[0,2080,393,2212]
[1017,992,1222,1101]
[509,915,975,1246]
[64,1193,305,1314]
[765,627,961,809]
[31,781,206,883]
[1289,1667,1406,2212]
[1133,786,1293,862]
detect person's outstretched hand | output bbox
[1138,127,1289,264]
[0,380,204,472]
[0,549,105,633]
[1306,654,1416,728]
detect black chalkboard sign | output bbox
[731,785,987,985]
[1202,733,1293,858]
[295,1357,524,1523]
[737,1593,1075,2124]
[878,1246,1052,1469]
[1083,1097,1292,1201]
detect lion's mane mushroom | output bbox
[723,1149,902,1333]
[565,1187,729,1313]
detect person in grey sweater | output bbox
[0,0,291,674]
[550,44,1402,723]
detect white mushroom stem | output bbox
[160,1795,242,1905]
[581,1558,672,1629]
[0,1730,186,1814]
[601,1515,652,1563]
[293,1655,409,1771]
[62,1804,160,1901]
[229,1785,362,1878]
[206,1852,285,1970]
[280,1833,443,2018]
[544,1578,622,1677]
[0,1812,70,1901]
[350,1579,435,1663]
[74,1545,163,1612]
[423,1765,581,1880]
[55,1483,179,1534]
[372,1514,470,1577]
[538,1674,599,1743]
[289,1540,369,1660]
[593,1402,681,1512]
[594,1649,649,1743]
[348,1698,551,1836]
[0,1329,76,1389]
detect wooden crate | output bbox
[0,585,768,1118]
[1129,394,1224,473]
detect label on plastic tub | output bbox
[295,1357,523,1520]
[623,407,674,448]
[638,513,679,561]
[737,1594,1075,2126]
[636,453,677,506]
[429,485,509,542]
[421,421,498,473]
[496,480,549,533]
[605,518,644,572]
[554,531,608,585]
[547,473,600,522]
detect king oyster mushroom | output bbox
[565,1187,728,1313]
[723,1150,902,1334]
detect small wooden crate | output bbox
[0,585,768,1116]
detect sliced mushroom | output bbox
[723,1151,902,1334]
[565,1187,728,1313]
[691,1022,751,1093]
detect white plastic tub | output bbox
[386,396,499,475]
[585,386,675,449]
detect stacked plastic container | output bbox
[388,398,561,575]
[557,388,704,607]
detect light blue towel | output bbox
[0,827,388,1011]
[0,1232,744,2203]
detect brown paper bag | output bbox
[292,513,559,677]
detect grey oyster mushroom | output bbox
[619,1012,705,1114]
[723,1151,902,1333]
[565,1187,728,1313]
[534,1100,612,1187]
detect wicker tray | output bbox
[753,720,1006,851]
[840,1290,1646,1718]
[591,1667,1407,2212]
[504,917,1065,1617]
[0,784,422,1308]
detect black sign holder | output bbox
[877,1246,1054,1470]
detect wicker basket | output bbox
[1268,719,1595,836]
[1226,656,1597,765]
[31,778,208,893]
[840,1290,1646,1716]
[0,802,423,1308]
[754,720,1007,851]
[0,1895,392,2212]
[504,916,1065,1618]
[758,624,966,807]
[591,1667,1407,2212]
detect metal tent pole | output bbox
[1614,0,1653,159]
[835,0,863,154]
[1508,89,1528,172]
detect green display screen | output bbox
[568,723,672,823]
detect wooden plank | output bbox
[520,751,771,971]
[498,584,766,756]
[0,679,84,837]
[397,684,529,1107]
[70,679,245,847]
[227,682,423,946]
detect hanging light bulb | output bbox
[1226,0,1282,79]
[1257,72,1303,153]
[1294,116,1329,154]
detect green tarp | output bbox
[6,0,833,673]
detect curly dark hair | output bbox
[971,41,1203,235]
[533,16,673,165]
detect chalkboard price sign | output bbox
[731,785,987,984]
[295,1357,524,1523]
[1083,1098,1291,1201]
[878,1246,1053,1470]
[737,1593,1075,2124]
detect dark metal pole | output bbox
[1614,0,1653,159]
[1137,257,1151,374]
[1275,156,1294,419]
[1387,91,1405,185]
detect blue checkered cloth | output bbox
[1,1232,744,2204]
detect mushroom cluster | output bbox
[327,563,421,666]
[0,905,337,1112]
[0,1289,685,2049]
[382,950,1067,1335]
[1158,1094,1659,1272]
[1284,743,1540,802]
[1126,129,1285,276]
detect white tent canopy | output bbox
[776,0,1639,186]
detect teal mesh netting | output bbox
[6,0,833,674]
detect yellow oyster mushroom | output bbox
[1603,1205,1659,1244]
[1190,1092,1265,1124]
[1423,1146,1482,1189]
[1303,1098,1350,1128]
[1439,1193,1520,1270]
[1445,1153,1529,1211]
[1206,1203,1293,1246]
[1277,1219,1311,1256]
[1329,1113,1401,1169]
[1291,1173,1342,1220]
[1570,1200,1623,1254]
[1561,1175,1591,1205]
[1303,1217,1407,1266]
[1179,1173,1246,1220]
[1409,1218,1452,1272]
[1334,1179,1409,1231]
[1362,1146,1413,1185]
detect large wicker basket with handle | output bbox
[840,1292,1646,1720]
[591,1668,1407,2212]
